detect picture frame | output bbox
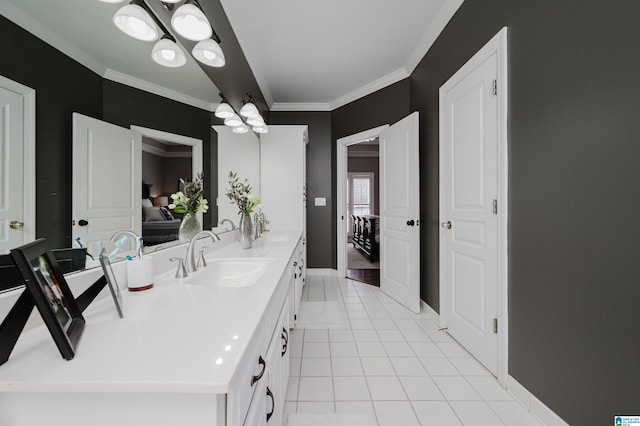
[99,253,124,318]
[10,239,85,360]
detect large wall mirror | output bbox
[0,0,261,291]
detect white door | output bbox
[0,82,34,253]
[72,113,141,254]
[440,53,499,374]
[380,112,420,313]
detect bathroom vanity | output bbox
[0,231,304,426]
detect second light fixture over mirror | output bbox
[99,0,225,69]
[216,93,269,134]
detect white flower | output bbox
[168,203,176,209]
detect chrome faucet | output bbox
[185,230,220,273]
[220,218,236,230]
[109,230,140,243]
[254,213,269,240]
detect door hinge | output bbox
[492,79,497,96]
[493,318,498,334]
[493,199,498,215]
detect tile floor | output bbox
[284,275,542,426]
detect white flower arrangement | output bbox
[168,172,209,214]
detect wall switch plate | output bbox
[314,197,326,206]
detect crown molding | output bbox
[270,102,331,112]
[404,0,465,74]
[103,69,217,112]
[141,142,193,158]
[0,1,106,76]
[219,0,275,108]
[330,68,410,111]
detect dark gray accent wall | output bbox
[142,151,192,197]
[409,0,640,423]
[102,80,215,230]
[269,112,332,268]
[0,16,103,248]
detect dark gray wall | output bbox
[0,16,103,248]
[142,151,192,197]
[269,112,332,268]
[347,155,380,215]
[409,0,640,423]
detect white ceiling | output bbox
[220,0,464,110]
[1,0,221,110]
[2,0,463,113]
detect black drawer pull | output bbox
[281,327,289,357]
[266,386,275,422]
[251,356,266,386]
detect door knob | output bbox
[441,221,452,230]
[78,219,89,226]
[406,220,415,226]
[9,220,24,229]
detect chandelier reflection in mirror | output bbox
[98,0,225,68]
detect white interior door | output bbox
[380,112,420,313]
[440,52,499,375]
[72,113,141,254]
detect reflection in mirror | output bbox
[214,126,261,233]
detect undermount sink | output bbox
[187,258,275,288]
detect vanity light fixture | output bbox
[215,100,235,119]
[171,0,212,41]
[97,0,127,3]
[239,94,261,119]
[113,1,160,41]
[224,114,243,127]
[246,115,265,127]
[151,36,186,67]
[253,125,269,134]
[232,124,249,134]
[193,39,225,67]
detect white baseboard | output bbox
[420,300,439,319]
[306,268,337,276]
[506,375,569,426]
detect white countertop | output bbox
[0,231,301,395]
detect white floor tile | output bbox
[420,357,460,376]
[371,319,397,330]
[390,357,428,376]
[437,342,471,357]
[300,357,332,377]
[394,319,421,330]
[361,357,396,376]
[449,357,491,376]
[332,357,364,376]
[433,377,482,401]
[290,357,301,376]
[329,329,355,343]
[290,341,303,357]
[373,401,420,426]
[412,401,462,425]
[303,342,331,358]
[298,377,334,401]
[348,310,370,320]
[304,329,329,342]
[400,376,445,401]
[382,341,415,357]
[284,401,297,420]
[290,329,304,342]
[425,330,454,342]
[400,329,431,342]
[409,341,446,357]
[376,329,405,342]
[296,401,335,413]
[466,376,513,401]
[351,319,375,330]
[449,401,505,425]
[333,376,371,401]
[356,341,387,357]
[287,376,299,401]
[353,330,380,342]
[331,341,359,357]
[367,376,407,401]
[366,310,391,320]
[488,401,541,425]
[345,303,366,311]
[418,318,440,330]
[335,401,376,417]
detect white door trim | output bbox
[130,126,204,222]
[336,125,388,277]
[0,75,35,245]
[438,27,509,385]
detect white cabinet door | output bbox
[265,324,281,426]
[260,126,307,232]
[244,378,267,426]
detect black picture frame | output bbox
[99,253,124,318]
[10,239,85,360]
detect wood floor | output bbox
[346,268,380,287]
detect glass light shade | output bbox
[224,114,243,127]
[160,0,181,2]
[171,4,212,41]
[113,4,159,41]
[239,102,260,119]
[253,125,269,134]
[214,102,235,119]
[246,116,265,127]
[232,124,249,134]
[151,38,186,67]
[97,0,127,3]
[192,39,225,67]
